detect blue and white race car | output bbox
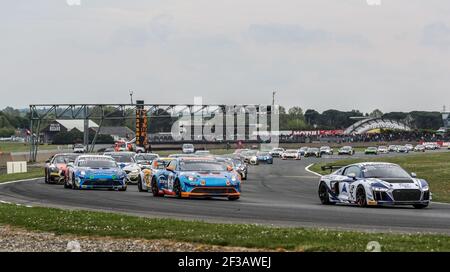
[256,151,273,164]
[152,157,241,200]
[318,162,431,209]
[65,155,127,191]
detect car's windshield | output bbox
[78,160,117,168]
[242,151,257,156]
[232,159,243,166]
[183,144,193,148]
[286,150,297,153]
[368,147,377,150]
[135,154,158,161]
[179,161,227,171]
[342,146,351,150]
[363,164,411,179]
[273,148,283,151]
[320,147,330,150]
[53,155,78,164]
[257,152,270,156]
[109,155,135,163]
[308,148,319,152]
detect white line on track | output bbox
[0,177,43,186]
[304,164,323,177]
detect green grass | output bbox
[0,203,449,252]
[310,152,450,203]
[0,142,60,153]
[0,168,42,183]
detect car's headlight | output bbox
[80,171,86,177]
[187,176,197,182]
[372,187,389,192]
[422,186,429,191]
[50,166,58,172]
[231,176,237,182]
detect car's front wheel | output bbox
[151,177,162,197]
[228,196,240,201]
[356,186,367,207]
[72,175,79,190]
[318,182,335,205]
[173,179,182,198]
[137,175,146,192]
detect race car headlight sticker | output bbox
[231,176,237,182]
[80,171,86,177]
[187,176,196,182]
[372,187,389,192]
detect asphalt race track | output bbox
[1,154,450,234]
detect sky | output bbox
[1,0,450,113]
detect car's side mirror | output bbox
[45,160,51,163]
[67,163,74,168]
[347,173,356,180]
[166,166,175,172]
[227,165,233,172]
[411,172,417,178]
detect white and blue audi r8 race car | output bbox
[318,162,431,209]
[65,155,127,191]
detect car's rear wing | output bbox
[321,165,345,173]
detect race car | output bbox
[304,148,321,158]
[269,148,285,157]
[318,162,430,209]
[215,157,248,180]
[134,153,159,169]
[364,147,378,155]
[104,152,140,184]
[256,151,273,164]
[338,146,355,155]
[182,144,195,154]
[152,157,241,200]
[240,150,259,165]
[414,145,426,152]
[319,146,333,156]
[44,153,79,184]
[397,146,409,153]
[73,144,86,153]
[298,147,309,156]
[388,145,398,152]
[404,144,414,151]
[281,149,301,160]
[65,155,127,191]
[377,146,389,154]
[138,157,174,192]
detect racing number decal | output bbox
[350,185,355,198]
[168,175,174,191]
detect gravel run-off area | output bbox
[0,225,272,252]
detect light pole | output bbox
[272,91,277,106]
[129,90,134,105]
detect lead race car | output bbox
[152,157,241,200]
[318,162,431,209]
[65,155,127,191]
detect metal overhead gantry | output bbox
[28,103,274,162]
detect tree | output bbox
[370,109,383,118]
